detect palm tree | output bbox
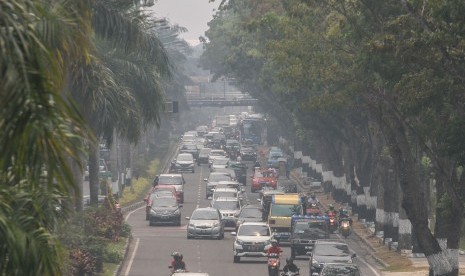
[72,0,172,207]
[0,0,93,274]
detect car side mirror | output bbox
[204,179,208,182]
[352,253,357,258]
[179,204,183,208]
[230,232,237,236]
[185,216,190,220]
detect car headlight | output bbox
[235,239,244,245]
[150,209,158,215]
[175,163,181,167]
[312,259,320,266]
[174,208,181,215]
[212,222,220,227]
[188,223,195,228]
[188,163,194,167]
[348,258,353,263]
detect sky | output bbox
[148,0,221,46]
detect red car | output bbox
[251,169,278,192]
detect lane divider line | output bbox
[123,238,140,276]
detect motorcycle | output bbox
[340,218,351,238]
[267,253,281,276]
[327,211,338,233]
[281,269,300,276]
[168,266,187,275]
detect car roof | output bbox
[214,196,239,201]
[217,180,241,185]
[193,207,219,212]
[240,221,269,226]
[241,204,262,209]
[214,187,237,192]
[159,173,183,177]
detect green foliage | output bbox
[119,223,131,238]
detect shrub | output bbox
[120,223,131,238]
[104,250,122,264]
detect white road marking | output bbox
[123,238,140,276]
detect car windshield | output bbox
[210,151,225,156]
[213,159,229,165]
[209,174,231,182]
[152,197,177,207]
[314,244,351,256]
[177,154,193,161]
[151,191,174,199]
[322,265,360,276]
[191,210,219,220]
[294,221,327,233]
[182,144,197,150]
[239,208,262,218]
[238,225,270,236]
[214,191,236,199]
[270,204,302,217]
[158,176,182,185]
[212,201,239,210]
[200,148,211,154]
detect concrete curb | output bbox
[289,170,389,268]
[113,235,133,276]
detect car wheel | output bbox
[233,256,240,263]
[187,235,192,239]
[149,221,154,226]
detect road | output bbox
[119,162,385,276]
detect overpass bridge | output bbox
[187,98,258,107]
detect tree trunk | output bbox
[386,114,453,275]
[89,141,100,206]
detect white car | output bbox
[232,222,272,263]
[211,196,241,228]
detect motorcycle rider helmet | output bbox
[171,251,182,261]
[286,257,294,264]
[310,193,316,200]
[270,239,278,246]
[328,204,334,210]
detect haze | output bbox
[149,0,220,45]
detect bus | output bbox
[239,116,265,145]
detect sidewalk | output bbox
[289,170,465,275]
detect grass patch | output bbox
[99,263,119,276]
[118,159,161,207]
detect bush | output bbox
[104,250,122,264]
[120,223,131,238]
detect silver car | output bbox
[186,207,224,239]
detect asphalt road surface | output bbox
[119,162,385,276]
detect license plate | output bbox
[305,246,312,249]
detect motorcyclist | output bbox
[307,193,320,205]
[266,239,282,256]
[326,204,336,215]
[282,257,299,274]
[170,252,187,273]
[338,208,353,226]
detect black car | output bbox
[234,205,264,230]
[148,196,182,226]
[227,161,247,185]
[240,147,256,162]
[197,148,212,165]
[290,218,329,258]
[179,143,199,159]
[320,263,361,276]
[309,240,356,274]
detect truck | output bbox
[267,194,303,242]
[215,116,231,127]
[290,215,329,258]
